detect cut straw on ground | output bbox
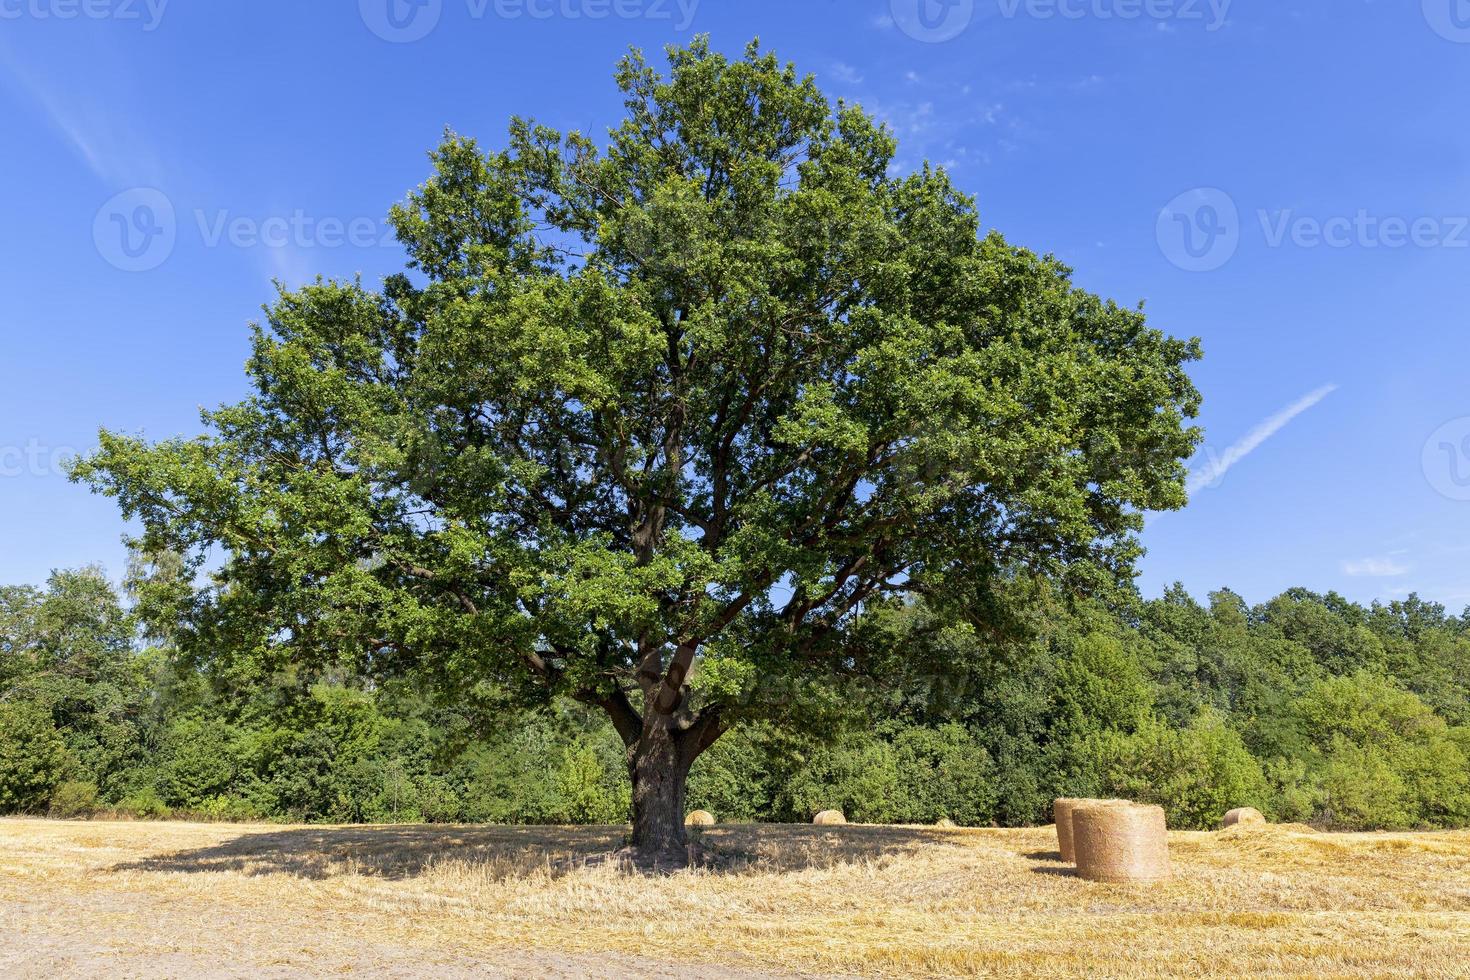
[3,818,1470,977]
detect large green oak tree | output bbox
[76,39,1201,862]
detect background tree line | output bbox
[4,562,1467,831]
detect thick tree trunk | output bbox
[628,722,694,863]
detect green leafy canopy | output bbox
[74,38,1201,746]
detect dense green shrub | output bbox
[0,701,71,812]
[889,724,997,825]
[1293,674,1470,829]
[160,717,238,809]
[555,743,630,824]
[687,725,773,821]
[48,780,99,818]
[1086,709,1269,829]
[782,736,903,823]
[117,787,170,819]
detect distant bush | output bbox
[414,776,462,825]
[48,780,99,818]
[889,723,996,825]
[1260,757,1322,824]
[688,725,772,822]
[1294,674,1470,829]
[1086,709,1269,830]
[0,701,71,813]
[117,787,170,819]
[554,743,629,824]
[781,736,902,824]
[160,717,238,809]
[190,795,267,822]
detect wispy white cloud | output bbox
[1187,384,1338,496]
[828,61,863,86]
[1341,557,1410,578]
[0,37,162,186]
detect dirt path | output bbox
[1,890,798,979]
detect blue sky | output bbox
[3,0,1469,608]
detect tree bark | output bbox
[627,720,695,862]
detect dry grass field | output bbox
[3,817,1470,978]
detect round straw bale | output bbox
[1054,798,1127,863]
[813,809,847,825]
[1072,801,1171,883]
[685,810,716,827]
[1222,806,1265,829]
[934,818,957,829]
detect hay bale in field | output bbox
[813,810,847,825]
[1222,807,1266,829]
[935,818,957,829]
[1054,797,1127,863]
[1072,801,1171,884]
[685,810,716,827]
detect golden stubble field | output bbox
[2,817,1469,978]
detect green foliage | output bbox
[1292,673,1470,829]
[1085,710,1269,830]
[71,39,1202,849]
[160,716,238,809]
[889,723,997,825]
[458,711,630,824]
[117,787,170,819]
[554,743,630,824]
[781,735,903,824]
[0,701,71,812]
[48,780,100,818]
[6,564,1470,832]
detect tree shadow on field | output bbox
[1029,865,1077,878]
[1022,848,1076,877]
[113,823,969,882]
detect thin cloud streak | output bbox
[1341,557,1410,578]
[0,37,162,187]
[1187,384,1338,496]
